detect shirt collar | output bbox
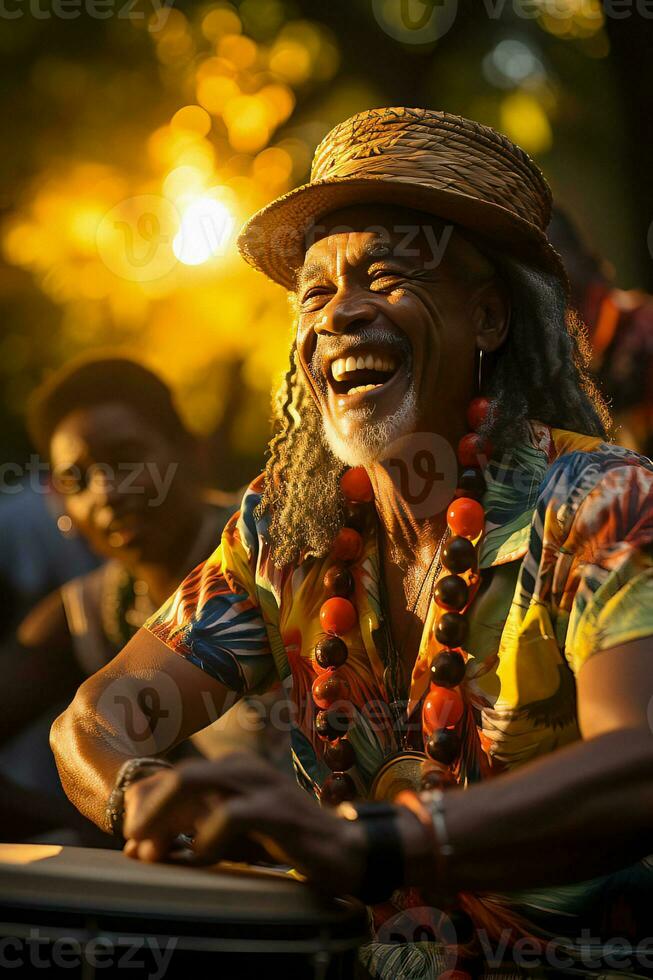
[479,422,603,568]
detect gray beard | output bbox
[321,383,418,467]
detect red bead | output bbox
[422,687,464,733]
[312,671,351,709]
[320,772,356,806]
[466,397,491,432]
[331,527,363,562]
[319,597,357,636]
[457,432,492,469]
[324,738,356,771]
[340,467,373,503]
[315,635,348,669]
[323,564,354,598]
[447,497,484,540]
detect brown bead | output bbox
[434,574,469,612]
[320,772,356,806]
[425,729,461,766]
[455,467,486,500]
[323,564,354,599]
[344,502,368,532]
[420,763,457,791]
[429,650,466,689]
[315,635,348,670]
[435,612,468,648]
[315,706,353,740]
[442,536,477,575]
[324,738,356,771]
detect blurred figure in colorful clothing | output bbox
[0,357,237,841]
[549,206,653,457]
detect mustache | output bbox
[309,328,411,387]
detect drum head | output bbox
[0,843,367,947]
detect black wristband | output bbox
[352,802,405,905]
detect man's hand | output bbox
[122,752,368,897]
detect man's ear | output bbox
[470,278,510,353]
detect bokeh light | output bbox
[172,196,236,265]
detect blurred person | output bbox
[549,206,653,457]
[53,110,653,978]
[0,481,99,640]
[0,356,237,839]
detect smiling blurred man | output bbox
[52,110,653,979]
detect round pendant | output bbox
[369,750,431,802]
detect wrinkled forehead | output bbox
[298,204,493,286]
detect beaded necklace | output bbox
[314,398,491,807]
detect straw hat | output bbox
[238,106,567,291]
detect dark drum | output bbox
[0,843,368,979]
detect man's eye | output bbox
[370,269,403,289]
[301,287,332,307]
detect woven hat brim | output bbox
[237,175,568,292]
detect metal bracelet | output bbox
[105,756,173,839]
[421,788,454,859]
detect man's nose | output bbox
[314,287,377,336]
[89,469,121,510]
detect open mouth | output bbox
[103,511,147,549]
[328,350,400,396]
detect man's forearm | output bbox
[50,631,236,830]
[437,727,653,893]
[50,683,141,830]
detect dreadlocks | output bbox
[257,255,611,568]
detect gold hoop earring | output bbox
[477,348,484,395]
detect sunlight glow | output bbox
[172,196,235,266]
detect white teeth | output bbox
[330,352,398,383]
[348,384,381,394]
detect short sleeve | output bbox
[144,480,276,694]
[562,462,653,675]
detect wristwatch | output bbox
[337,800,405,904]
